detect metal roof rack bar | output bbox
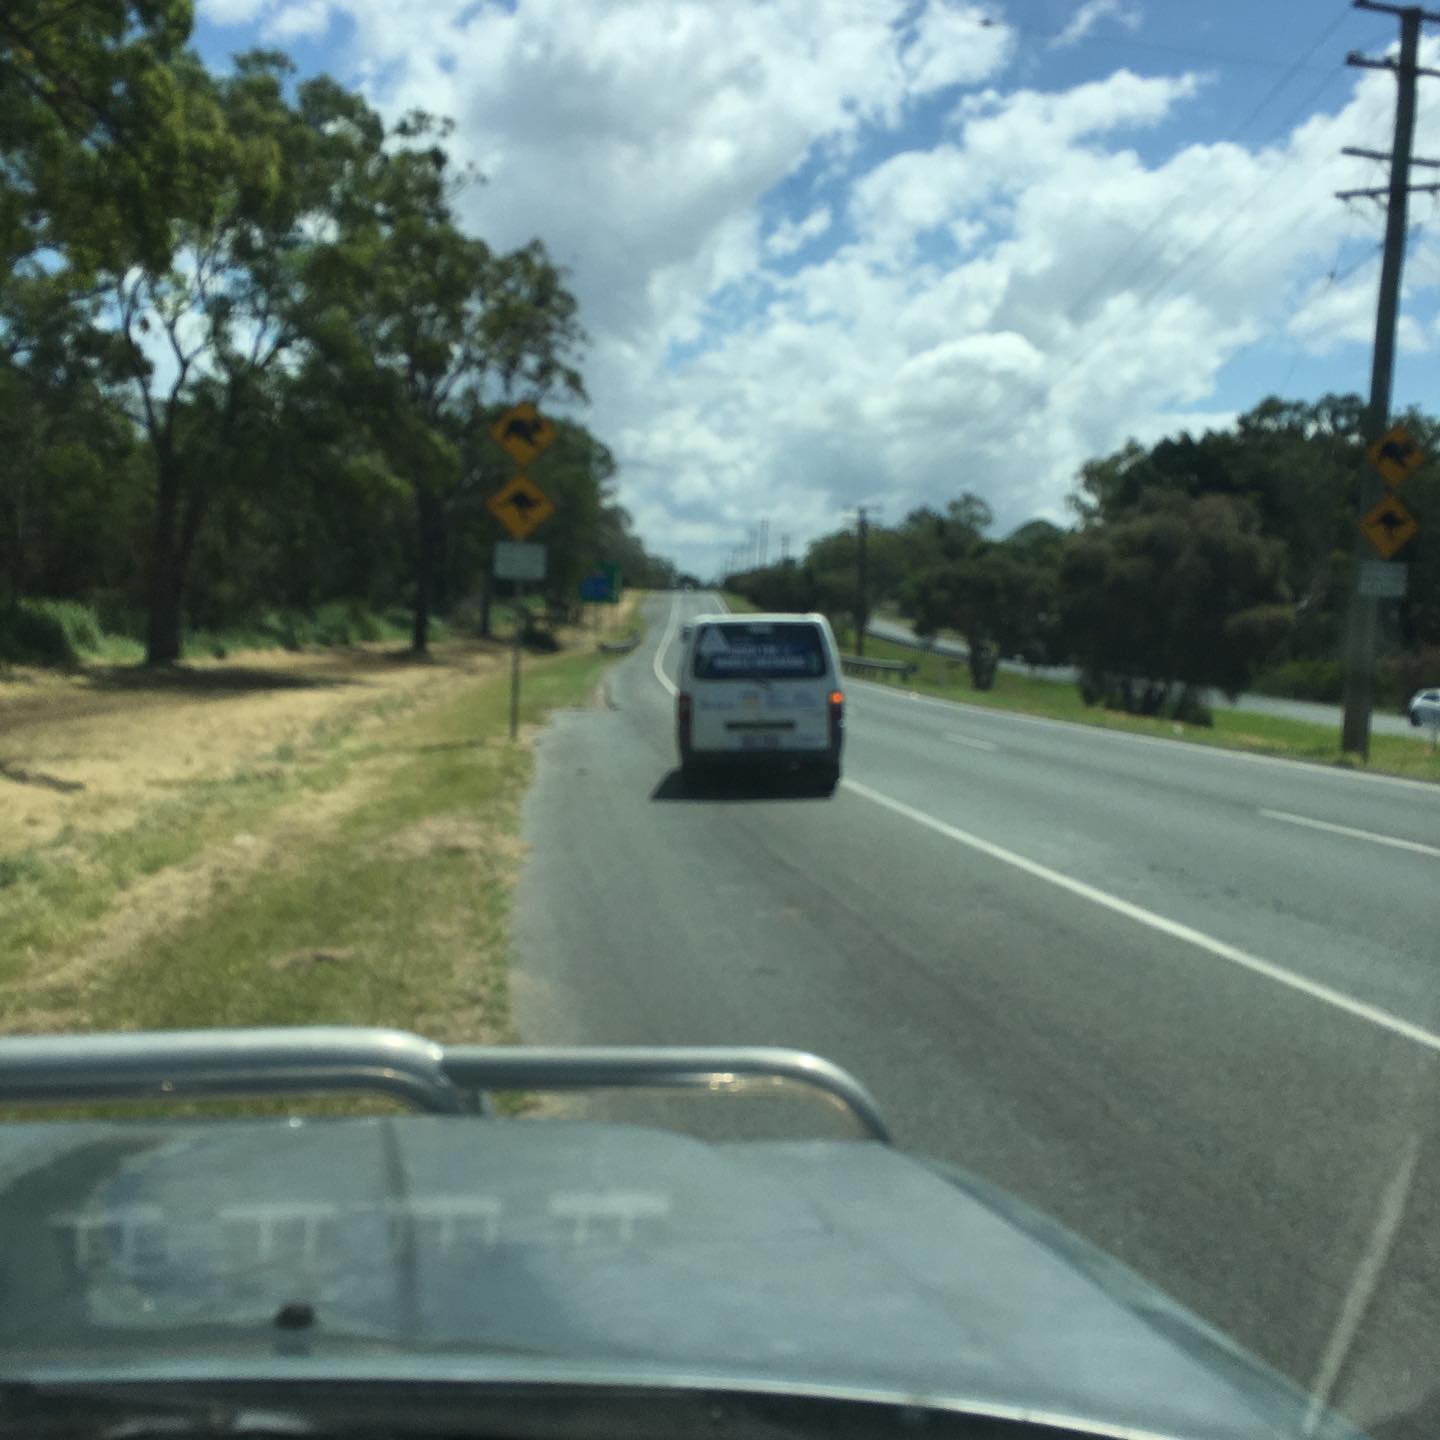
[441,1045,893,1143]
[0,1028,470,1114]
[0,1030,893,1142]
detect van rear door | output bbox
[688,621,833,755]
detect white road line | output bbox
[847,678,1440,798]
[1303,1130,1420,1434]
[842,777,1440,1056]
[1260,808,1440,859]
[946,732,998,752]
[651,597,681,697]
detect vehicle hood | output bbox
[0,1117,1354,1439]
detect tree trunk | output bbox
[479,567,493,638]
[411,486,442,654]
[144,457,185,665]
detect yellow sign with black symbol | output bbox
[1358,493,1419,560]
[490,401,557,467]
[1366,424,1425,488]
[487,473,555,541]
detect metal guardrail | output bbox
[0,1027,894,1143]
[841,654,917,682]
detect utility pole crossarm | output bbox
[1342,146,1440,165]
[1347,52,1440,77]
[1353,0,1440,21]
[1336,182,1440,198]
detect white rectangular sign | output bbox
[1358,560,1408,599]
[494,542,547,582]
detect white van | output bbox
[676,613,844,792]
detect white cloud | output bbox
[200,0,331,40]
[194,1,1440,576]
[198,0,267,23]
[766,207,833,258]
[901,3,1014,94]
[265,1,332,41]
[1051,0,1143,51]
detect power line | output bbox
[1043,6,1355,357]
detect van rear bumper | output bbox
[680,741,841,771]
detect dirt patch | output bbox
[0,640,506,853]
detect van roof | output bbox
[692,612,828,626]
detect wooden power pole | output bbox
[1338,1,1440,756]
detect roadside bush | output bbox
[1377,647,1440,713]
[0,599,104,666]
[1250,659,1344,703]
[1077,669,1214,726]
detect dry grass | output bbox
[0,625,622,1049]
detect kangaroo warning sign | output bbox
[1366,424,1425,489]
[487,473,555,541]
[490,401,557,467]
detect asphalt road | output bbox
[513,591,1440,1438]
[865,615,1426,740]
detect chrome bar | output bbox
[441,1045,893,1143]
[0,1027,469,1114]
[0,1031,892,1142]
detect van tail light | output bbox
[678,692,693,748]
[828,690,844,748]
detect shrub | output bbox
[0,599,104,667]
[1377,647,1440,713]
[1249,659,1344,703]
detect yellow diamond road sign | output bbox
[1367,424,1425,488]
[490,401,557,466]
[1359,493,1419,560]
[488,473,555,541]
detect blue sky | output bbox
[193,0,1440,575]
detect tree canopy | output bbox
[727,394,1437,716]
[1,15,671,664]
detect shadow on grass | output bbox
[83,663,363,695]
[0,761,85,793]
[650,766,835,803]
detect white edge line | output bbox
[652,591,728,698]
[841,777,1440,1056]
[847,677,1440,798]
[1260,808,1440,859]
[651,597,681,697]
[1303,1131,1420,1432]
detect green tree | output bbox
[1059,491,1293,715]
[98,51,339,662]
[303,106,585,652]
[1,0,193,273]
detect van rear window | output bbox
[692,622,827,680]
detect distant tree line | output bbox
[726,396,1440,717]
[1,1,674,667]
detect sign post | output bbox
[489,402,557,739]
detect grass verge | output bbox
[844,631,1440,784]
[1,645,614,1049]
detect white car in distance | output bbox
[1409,687,1440,731]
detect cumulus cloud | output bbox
[199,0,268,24]
[200,0,331,40]
[1051,0,1143,51]
[766,207,833,258]
[195,0,1440,575]
[265,1,332,41]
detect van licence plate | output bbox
[740,734,780,750]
